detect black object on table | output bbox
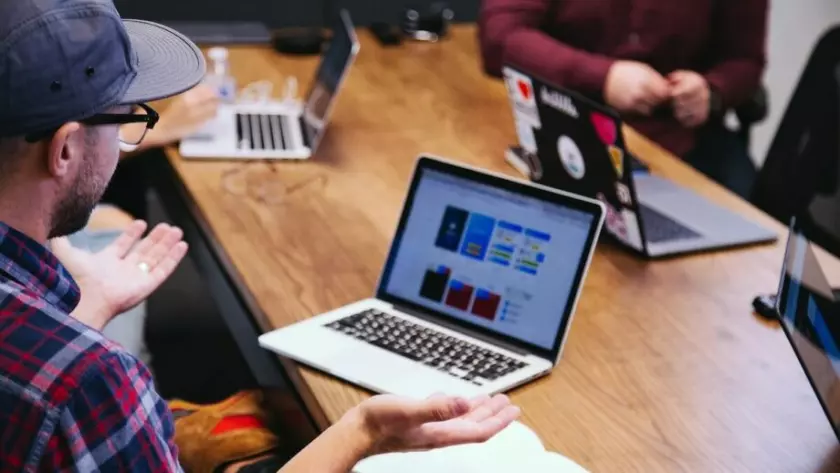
[162,21,272,45]
[369,22,402,46]
[752,293,779,320]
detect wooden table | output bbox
[161,26,840,472]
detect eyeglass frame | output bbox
[23,103,159,151]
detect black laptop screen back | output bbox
[503,65,645,252]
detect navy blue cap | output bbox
[0,0,206,137]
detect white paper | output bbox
[353,421,588,473]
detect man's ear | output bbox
[46,122,82,178]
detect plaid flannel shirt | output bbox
[0,222,181,472]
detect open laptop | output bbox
[502,64,777,258]
[259,155,605,397]
[179,9,359,160]
[777,223,840,441]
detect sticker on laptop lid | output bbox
[514,115,538,154]
[540,86,579,118]
[598,193,643,251]
[621,209,643,251]
[558,135,585,179]
[615,182,632,206]
[504,68,541,128]
[597,193,628,238]
[609,145,624,179]
[590,112,617,145]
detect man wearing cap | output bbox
[0,1,519,471]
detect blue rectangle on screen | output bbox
[525,229,551,241]
[493,244,515,254]
[536,253,545,263]
[459,213,496,261]
[497,221,523,233]
[489,257,510,267]
[517,266,537,275]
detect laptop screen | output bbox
[302,10,358,152]
[778,227,840,439]
[379,166,597,351]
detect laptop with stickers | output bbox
[502,64,776,258]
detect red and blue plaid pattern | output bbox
[0,222,181,472]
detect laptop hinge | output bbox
[299,116,310,149]
[390,302,532,357]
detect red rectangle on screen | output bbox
[445,280,474,311]
[471,289,501,320]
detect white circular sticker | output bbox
[558,135,585,180]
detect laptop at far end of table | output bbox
[179,10,359,160]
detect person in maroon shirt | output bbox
[479,0,769,198]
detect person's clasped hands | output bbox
[604,61,712,128]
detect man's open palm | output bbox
[52,221,188,330]
[360,393,520,455]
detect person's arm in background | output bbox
[703,0,769,110]
[478,0,670,115]
[478,0,614,97]
[120,84,219,159]
[668,0,768,128]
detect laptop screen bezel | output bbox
[375,155,605,361]
[301,9,360,152]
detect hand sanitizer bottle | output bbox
[206,47,236,103]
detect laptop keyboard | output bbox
[236,113,297,151]
[639,204,701,243]
[325,310,528,386]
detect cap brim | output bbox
[119,20,206,104]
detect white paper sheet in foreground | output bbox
[353,421,588,473]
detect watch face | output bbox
[710,89,723,115]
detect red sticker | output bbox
[590,112,617,145]
[517,79,532,101]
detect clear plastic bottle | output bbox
[205,47,236,103]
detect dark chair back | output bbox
[752,25,840,241]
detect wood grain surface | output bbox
[163,26,840,472]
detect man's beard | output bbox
[48,156,106,239]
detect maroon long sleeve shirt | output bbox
[479,0,768,156]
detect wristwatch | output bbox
[709,86,723,117]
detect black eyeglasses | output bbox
[24,103,159,150]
